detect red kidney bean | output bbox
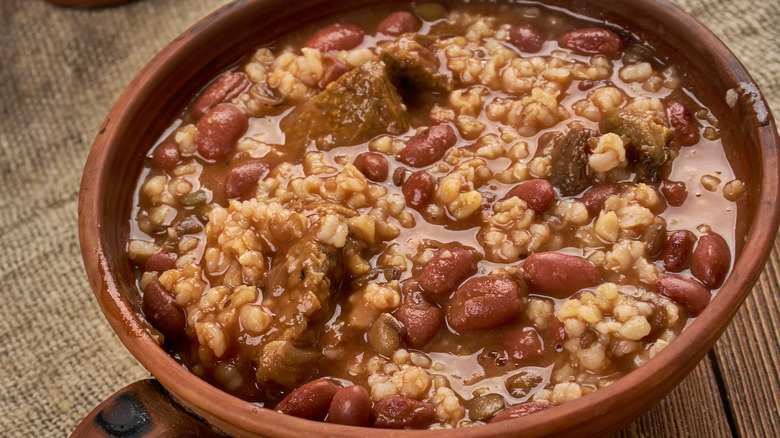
[144,251,177,273]
[377,11,421,36]
[523,252,602,299]
[224,160,270,199]
[660,180,688,207]
[558,28,624,57]
[505,179,555,214]
[419,247,477,295]
[691,233,731,289]
[196,104,248,160]
[152,141,181,171]
[142,281,185,340]
[489,400,554,423]
[373,396,436,429]
[192,71,250,119]
[580,182,620,216]
[549,317,566,345]
[655,274,711,316]
[503,327,544,364]
[508,24,545,53]
[666,100,699,146]
[399,125,457,168]
[276,378,339,421]
[304,23,365,52]
[661,230,696,272]
[353,152,389,182]
[402,170,436,209]
[446,276,522,332]
[319,54,351,88]
[393,304,443,348]
[328,385,372,427]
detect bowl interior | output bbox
[78,0,780,436]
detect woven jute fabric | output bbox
[1,0,778,436]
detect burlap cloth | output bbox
[0,0,778,435]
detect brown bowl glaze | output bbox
[77,0,780,436]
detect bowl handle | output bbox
[70,379,223,437]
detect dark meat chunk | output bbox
[257,340,322,389]
[255,226,343,387]
[548,125,596,196]
[603,108,672,183]
[281,61,409,151]
[380,33,453,94]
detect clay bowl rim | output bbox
[78,0,780,436]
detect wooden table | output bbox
[615,236,780,437]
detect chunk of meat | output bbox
[603,108,672,183]
[548,125,596,196]
[258,340,322,389]
[255,228,343,387]
[281,61,409,151]
[380,33,453,94]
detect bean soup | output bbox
[127,1,745,429]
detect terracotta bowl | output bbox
[77,0,780,436]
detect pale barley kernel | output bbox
[594,211,620,243]
[579,344,607,371]
[393,349,411,365]
[178,236,199,253]
[558,300,580,319]
[173,163,199,176]
[456,115,485,140]
[364,283,401,311]
[578,305,603,323]
[550,382,583,404]
[240,305,272,334]
[393,366,431,399]
[613,304,638,322]
[618,315,651,340]
[347,254,371,276]
[410,352,432,368]
[143,175,168,199]
[448,190,482,219]
[433,387,465,422]
[648,339,670,358]
[564,318,586,337]
[589,133,625,172]
[619,62,653,82]
[127,240,159,260]
[139,272,157,292]
[196,322,228,357]
[157,269,180,291]
[175,125,197,155]
[371,381,398,401]
[439,174,462,204]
